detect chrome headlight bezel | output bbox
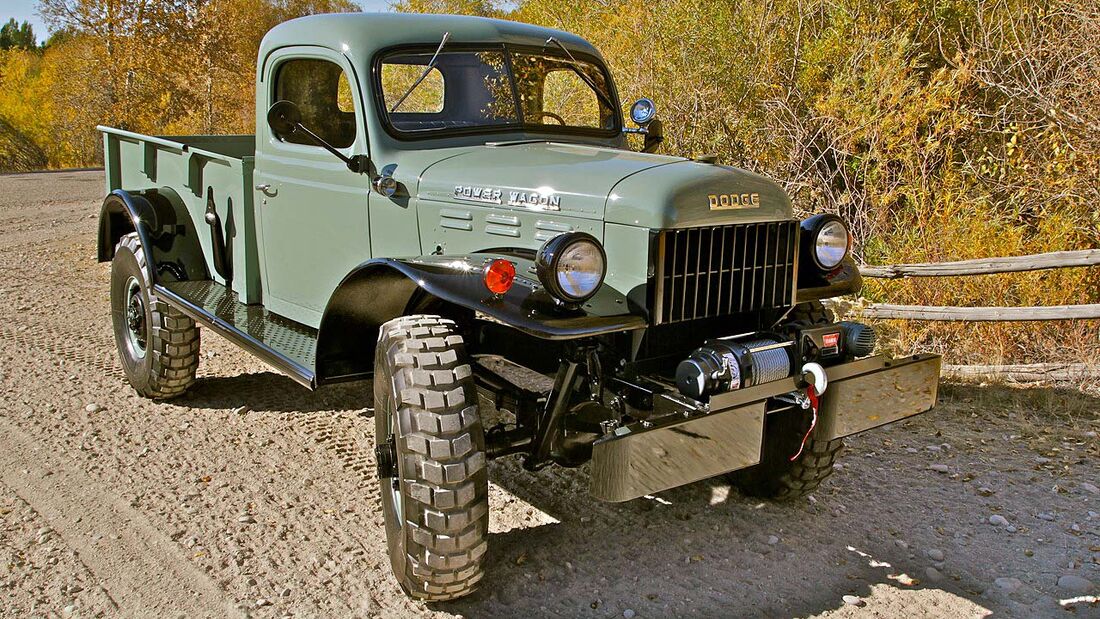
[801,214,852,271]
[535,232,607,304]
[630,98,657,126]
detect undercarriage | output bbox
[394,308,941,503]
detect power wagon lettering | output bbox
[508,190,560,210]
[454,185,503,204]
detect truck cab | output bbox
[251,13,631,326]
[96,12,940,603]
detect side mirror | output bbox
[267,100,302,139]
[625,98,664,153]
[265,100,369,174]
[630,98,656,126]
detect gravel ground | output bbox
[0,170,1097,618]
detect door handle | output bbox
[255,184,277,197]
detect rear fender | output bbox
[315,254,646,383]
[97,189,209,283]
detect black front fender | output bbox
[314,254,646,383]
[795,257,863,304]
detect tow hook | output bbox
[375,435,397,479]
[777,391,813,410]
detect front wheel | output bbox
[727,300,842,499]
[726,407,843,500]
[374,315,488,601]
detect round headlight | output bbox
[536,232,607,303]
[630,98,656,126]
[813,219,851,269]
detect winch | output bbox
[675,321,878,400]
[675,335,793,400]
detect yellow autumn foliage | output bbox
[0,0,1096,364]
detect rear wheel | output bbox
[727,301,843,500]
[110,233,199,398]
[374,315,488,601]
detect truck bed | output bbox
[98,127,263,304]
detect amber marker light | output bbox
[484,259,516,295]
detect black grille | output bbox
[653,221,798,324]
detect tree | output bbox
[0,19,37,49]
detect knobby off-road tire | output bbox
[374,315,488,601]
[110,233,200,398]
[727,301,843,500]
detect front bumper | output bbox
[589,354,941,502]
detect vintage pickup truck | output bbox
[96,12,940,601]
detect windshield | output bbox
[377,46,619,137]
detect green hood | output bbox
[415,142,792,228]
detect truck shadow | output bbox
[170,369,1097,616]
[180,371,369,414]
[439,382,1098,618]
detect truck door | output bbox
[253,47,371,328]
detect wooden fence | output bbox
[857,248,1100,381]
[859,249,1100,321]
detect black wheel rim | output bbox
[379,384,403,530]
[123,276,148,359]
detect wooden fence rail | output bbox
[857,248,1099,322]
[862,303,1100,321]
[856,248,1099,381]
[859,249,1100,279]
[943,363,1100,382]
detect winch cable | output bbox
[790,362,827,462]
[789,386,819,462]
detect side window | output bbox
[274,58,357,148]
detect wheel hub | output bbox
[123,277,148,357]
[375,435,398,479]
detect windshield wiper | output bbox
[543,36,616,112]
[390,32,451,113]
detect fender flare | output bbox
[97,188,210,284]
[314,254,646,383]
[97,190,159,282]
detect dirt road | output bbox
[0,170,1097,618]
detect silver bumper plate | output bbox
[815,354,941,440]
[589,402,765,503]
[589,354,941,502]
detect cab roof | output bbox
[258,12,602,66]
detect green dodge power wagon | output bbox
[96,12,941,601]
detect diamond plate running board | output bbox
[157,280,318,389]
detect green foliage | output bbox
[0,19,37,50]
[0,0,361,167]
[497,0,1099,364]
